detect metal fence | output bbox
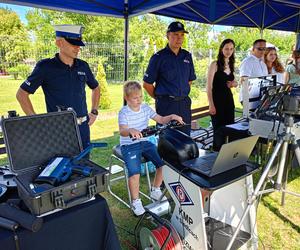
[0,36,289,87]
[0,37,148,83]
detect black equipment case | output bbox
[2,111,107,216]
[158,128,199,165]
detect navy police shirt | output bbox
[20,53,98,117]
[143,45,196,97]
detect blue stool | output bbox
[107,144,152,208]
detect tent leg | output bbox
[124,16,129,82]
[296,33,300,50]
[260,29,264,38]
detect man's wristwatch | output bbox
[91,109,99,116]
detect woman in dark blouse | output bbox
[206,39,237,151]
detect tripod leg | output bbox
[281,175,288,206]
[259,182,268,204]
[280,151,290,206]
[255,139,283,195]
[294,142,300,166]
[279,140,300,201]
[226,139,283,250]
[275,141,289,190]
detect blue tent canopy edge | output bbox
[1,0,300,32]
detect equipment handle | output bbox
[53,183,97,209]
[73,142,107,161]
[71,165,93,177]
[54,194,93,209]
[90,142,107,148]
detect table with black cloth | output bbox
[0,194,121,250]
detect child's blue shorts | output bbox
[120,140,164,177]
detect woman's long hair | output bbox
[264,47,284,73]
[217,39,235,73]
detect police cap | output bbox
[54,24,85,46]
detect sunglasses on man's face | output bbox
[255,47,266,51]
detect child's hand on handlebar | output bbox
[128,128,143,139]
[170,115,185,125]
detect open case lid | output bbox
[2,111,82,174]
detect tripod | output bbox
[226,114,300,250]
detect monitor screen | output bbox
[240,75,277,111]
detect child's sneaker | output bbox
[131,198,145,216]
[150,187,167,201]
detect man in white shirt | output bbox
[240,39,268,77]
[239,39,268,110]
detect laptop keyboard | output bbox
[201,155,216,161]
[200,155,216,169]
[183,153,217,175]
[200,161,214,170]
[189,156,216,173]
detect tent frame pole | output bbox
[124,1,129,82]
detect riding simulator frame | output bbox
[226,82,300,250]
[135,83,300,250]
[136,124,260,250]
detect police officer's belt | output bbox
[156,95,187,101]
[77,116,87,125]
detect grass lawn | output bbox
[0,76,299,249]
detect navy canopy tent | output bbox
[155,0,300,32]
[0,0,189,17]
[2,0,300,32]
[2,0,300,79]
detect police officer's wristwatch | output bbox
[91,109,99,116]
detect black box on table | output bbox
[2,111,107,216]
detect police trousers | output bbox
[155,95,191,135]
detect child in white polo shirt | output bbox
[118,81,184,216]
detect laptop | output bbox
[182,135,259,177]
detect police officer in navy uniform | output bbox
[16,25,100,149]
[143,21,196,135]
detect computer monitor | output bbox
[240,75,277,116]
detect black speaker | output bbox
[158,128,199,164]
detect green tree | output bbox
[219,27,295,55]
[0,8,24,35]
[193,58,210,88]
[0,8,30,71]
[7,64,31,80]
[26,9,124,43]
[185,22,212,50]
[25,9,126,81]
[128,15,167,80]
[96,58,112,109]
[129,15,167,50]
